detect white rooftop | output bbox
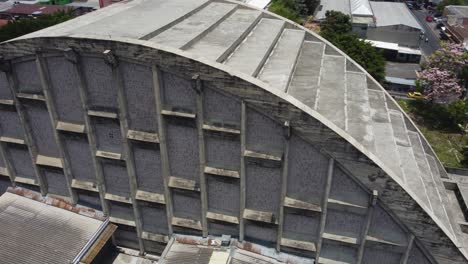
[370,1,423,29]
[350,0,373,16]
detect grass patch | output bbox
[397,99,467,168]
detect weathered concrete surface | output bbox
[0,0,466,262]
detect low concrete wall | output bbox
[446,167,468,176]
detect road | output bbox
[412,9,440,55]
[387,91,416,101]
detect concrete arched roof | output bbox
[1,0,467,262]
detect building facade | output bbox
[0,0,467,263]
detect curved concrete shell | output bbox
[0,0,467,263]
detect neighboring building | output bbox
[384,61,420,91]
[315,0,423,62]
[368,2,423,62]
[369,2,422,48]
[66,0,101,10]
[244,0,271,9]
[444,5,468,44]
[1,0,468,263]
[314,0,374,38]
[0,188,115,263]
[1,3,76,19]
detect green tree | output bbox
[269,0,302,24]
[437,0,464,14]
[320,11,386,83]
[0,10,74,43]
[320,10,352,37]
[330,34,386,83]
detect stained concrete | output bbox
[0,0,463,262]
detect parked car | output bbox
[407,92,425,99]
[426,15,434,22]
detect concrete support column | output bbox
[0,59,17,186]
[152,65,174,236]
[4,58,47,195]
[239,101,247,242]
[70,49,110,215]
[106,50,145,254]
[194,74,208,237]
[276,121,290,251]
[315,158,335,261]
[356,190,378,264]
[401,234,415,264]
[36,53,77,203]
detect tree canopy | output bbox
[320,11,386,83]
[268,0,319,24]
[320,11,352,37]
[419,42,467,104]
[436,0,464,14]
[0,11,74,43]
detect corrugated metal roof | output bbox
[445,5,468,18]
[350,0,373,16]
[370,2,423,29]
[159,237,313,264]
[0,192,103,264]
[315,0,350,20]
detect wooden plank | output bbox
[327,198,367,215]
[161,109,196,119]
[56,121,86,134]
[152,66,174,235]
[243,208,275,224]
[95,150,122,160]
[204,166,239,178]
[126,129,159,143]
[0,99,14,105]
[15,176,38,185]
[0,167,9,177]
[168,176,199,191]
[365,235,406,247]
[171,216,203,230]
[104,193,132,204]
[284,196,322,212]
[110,216,136,227]
[16,92,46,101]
[202,124,240,134]
[81,224,117,264]
[36,154,63,168]
[322,232,358,245]
[135,190,166,204]
[141,231,169,243]
[280,237,316,252]
[0,136,25,145]
[206,211,239,224]
[244,149,281,161]
[315,158,335,259]
[71,179,98,192]
[87,110,118,119]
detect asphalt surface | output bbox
[412,9,440,55]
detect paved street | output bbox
[412,9,440,55]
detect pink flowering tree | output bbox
[419,68,462,104]
[419,42,467,104]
